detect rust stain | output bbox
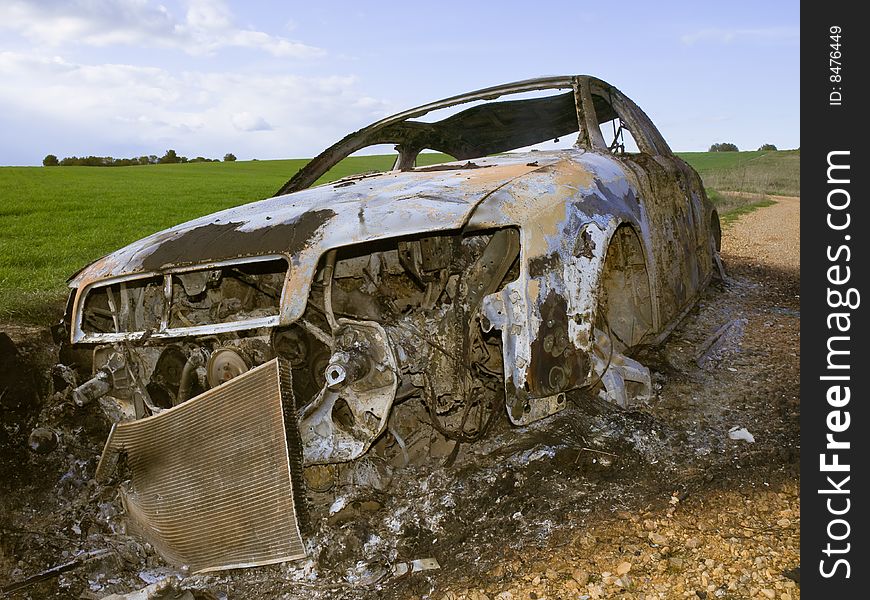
[140,209,335,271]
[457,162,545,186]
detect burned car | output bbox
[59,75,722,572]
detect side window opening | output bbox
[599,117,640,155]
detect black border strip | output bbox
[802,3,868,594]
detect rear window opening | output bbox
[392,90,580,160]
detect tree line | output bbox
[708,142,778,152]
[43,149,237,166]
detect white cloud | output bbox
[0,51,393,162]
[231,112,273,132]
[681,27,799,45]
[0,0,324,57]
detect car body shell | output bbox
[66,74,722,572]
[66,74,719,444]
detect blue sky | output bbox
[0,0,799,165]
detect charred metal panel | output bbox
[471,153,644,423]
[95,359,306,573]
[139,211,334,272]
[618,153,706,329]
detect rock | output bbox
[571,568,589,586]
[99,577,186,599]
[587,584,604,598]
[28,428,58,454]
[616,561,631,575]
[761,589,775,599]
[649,532,668,545]
[727,427,755,443]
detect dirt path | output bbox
[723,195,800,273]
[0,199,801,599]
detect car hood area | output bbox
[69,152,565,289]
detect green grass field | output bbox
[704,190,777,227]
[680,149,800,197]
[0,150,798,324]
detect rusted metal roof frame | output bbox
[276,75,674,196]
[277,76,592,194]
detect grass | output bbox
[678,149,800,197]
[704,190,777,226]
[1,150,797,324]
[677,149,799,230]
[676,150,769,172]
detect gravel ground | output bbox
[721,195,800,273]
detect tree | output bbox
[758,143,778,151]
[43,154,59,166]
[159,149,181,164]
[223,153,237,162]
[709,142,739,152]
